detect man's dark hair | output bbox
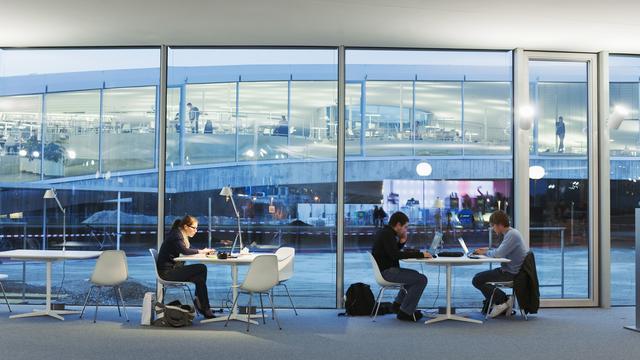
[187,102,192,106]
[489,210,510,227]
[388,211,409,227]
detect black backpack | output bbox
[152,300,196,327]
[344,282,375,316]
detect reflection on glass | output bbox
[0,95,42,182]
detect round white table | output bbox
[403,255,510,324]
[0,250,102,320]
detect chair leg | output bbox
[182,287,189,304]
[485,287,498,320]
[259,293,266,324]
[0,281,12,312]
[512,288,528,320]
[80,286,94,319]
[224,293,239,327]
[93,287,101,323]
[371,287,384,317]
[113,287,122,317]
[372,287,385,322]
[117,286,129,322]
[246,293,253,332]
[282,283,298,316]
[268,291,282,330]
[161,287,166,304]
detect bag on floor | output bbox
[152,300,195,327]
[344,282,375,316]
[141,292,156,326]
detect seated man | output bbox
[472,210,529,317]
[372,211,431,322]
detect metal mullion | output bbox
[337,46,346,308]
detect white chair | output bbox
[369,252,406,322]
[225,255,282,332]
[273,247,298,316]
[149,248,194,304]
[0,274,12,312]
[80,250,129,323]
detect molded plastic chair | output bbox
[0,274,12,312]
[149,248,194,304]
[225,255,282,332]
[273,247,298,316]
[80,250,129,323]
[369,252,406,322]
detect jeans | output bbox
[160,264,210,309]
[472,268,515,305]
[381,267,428,315]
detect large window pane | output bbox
[0,48,160,307]
[609,55,640,305]
[345,49,513,308]
[167,48,338,308]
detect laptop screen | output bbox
[430,232,443,252]
[458,237,469,254]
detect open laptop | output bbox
[429,231,443,254]
[457,237,482,259]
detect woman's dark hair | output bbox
[172,215,198,230]
[489,210,510,227]
[388,211,409,227]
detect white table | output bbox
[174,253,259,324]
[403,255,510,325]
[0,250,102,320]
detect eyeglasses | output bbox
[186,224,198,230]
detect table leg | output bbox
[10,260,79,320]
[202,264,258,324]
[425,264,482,325]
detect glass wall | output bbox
[345,49,513,308]
[0,48,160,306]
[609,55,640,305]
[528,60,590,299]
[167,48,338,308]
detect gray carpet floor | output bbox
[1,305,639,360]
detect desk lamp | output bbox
[220,186,243,255]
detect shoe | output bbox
[397,310,418,322]
[488,299,511,318]
[504,297,514,317]
[392,302,401,314]
[193,299,216,319]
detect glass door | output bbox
[517,52,599,306]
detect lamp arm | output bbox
[228,196,243,250]
[54,197,65,214]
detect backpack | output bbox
[152,300,195,327]
[344,283,375,316]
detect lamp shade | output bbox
[529,165,546,180]
[434,198,444,209]
[518,105,534,131]
[609,105,629,130]
[416,162,432,177]
[219,186,233,197]
[43,189,57,199]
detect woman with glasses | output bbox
[157,215,216,318]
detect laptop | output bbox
[457,237,482,259]
[429,231,443,254]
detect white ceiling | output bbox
[2,0,640,53]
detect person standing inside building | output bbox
[555,116,565,153]
[372,211,431,322]
[471,210,529,317]
[187,103,200,133]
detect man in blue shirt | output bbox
[472,210,529,317]
[187,102,200,133]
